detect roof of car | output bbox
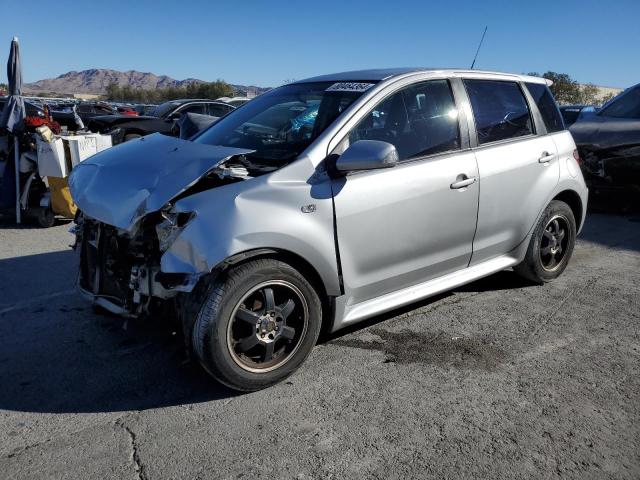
[295,68,549,85]
[168,99,230,104]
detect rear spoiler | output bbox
[545,79,553,87]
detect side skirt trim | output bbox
[332,253,521,331]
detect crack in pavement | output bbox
[3,419,126,461]
[116,418,147,480]
[5,438,51,460]
[528,276,598,340]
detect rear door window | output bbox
[180,104,207,115]
[348,79,461,160]
[464,79,533,144]
[525,82,564,132]
[95,105,114,115]
[208,104,232,117]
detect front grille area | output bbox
[79,216,161,311]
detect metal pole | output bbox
[14,135,20,224]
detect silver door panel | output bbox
[470,136,560,265]
[332,150,479,306]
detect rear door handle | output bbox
[450,176,477,189]
[539,151,555,163]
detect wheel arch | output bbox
[212,248,335,335]
[552,189,584,231]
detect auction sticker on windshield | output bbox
[326,82,376,92]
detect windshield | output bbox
[599,86,640,119]
[194,81,375,166]
[152,101,179,118]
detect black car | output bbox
[0,97,44,119]
[51,102,118,130]
[570,83,640,191]
[133,104,157,116]
[559,104,598,127]
[87,99,235,143]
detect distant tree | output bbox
[599,91,617,105]
[0,82,7,95]
[105,82,121,100]
[577,83,600,105]
[105,79,235,103]
[539,71,581,104]
[199,79,235,99]
[528,72,619,106]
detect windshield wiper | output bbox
[235,155,282,173]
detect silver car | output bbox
[69,68,588,391]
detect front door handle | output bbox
[539,151,555,163]
[450,175,477,189]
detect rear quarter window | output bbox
[464,79,533,145]
[525,82,565,133]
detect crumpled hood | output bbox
[69,133,253,231]
[570,115,640,149]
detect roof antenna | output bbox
[470,26,488,70]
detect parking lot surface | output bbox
[0,213,638,479]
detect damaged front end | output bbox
[75,211,200,317]
[69,133,257,317]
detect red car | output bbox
[116,106,139,116]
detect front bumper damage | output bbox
[68,134,259,316]
[76,214,201,317]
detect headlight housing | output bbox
[155,209,194,252]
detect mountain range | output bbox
[24,69,268,96]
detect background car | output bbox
[133,104,157,116]
[0,97,44,118]
[559,104,598,126]
[87,99,235,143]
[217,96,252,107]
[570,83,640,192]
[50,102,118,130]
[116,105,139,116]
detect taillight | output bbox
[573,149,582,165]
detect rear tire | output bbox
[188,259,322,391]
[515,200,576,283]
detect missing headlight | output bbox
[155,210,194,252]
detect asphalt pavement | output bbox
[0,213,638,479]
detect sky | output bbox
[2,0,639,89]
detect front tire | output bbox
[515,200,576,283]
[36,208,56,228]
[189,259,322,391]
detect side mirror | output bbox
[335,140,398,173]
